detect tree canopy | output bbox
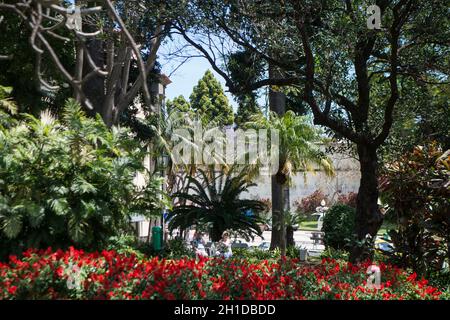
[189,70,234,126]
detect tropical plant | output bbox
[167,166,266,242]
[379,142,450,275]
[0,99,166,259]
[284,211,303,247]
[177,0,449,263]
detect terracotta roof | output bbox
[159,74,172,86]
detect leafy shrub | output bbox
[106,236,146,259]
[0,248,444,300]
[232,248,281,261]
[161,238,195,259]
[0,100,166,259]
[428,270,450,295]
[321,248,350,261]
[322,204,356,251]
[380,142,450,275]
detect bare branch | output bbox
[104,0,151,108]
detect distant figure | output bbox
[192,231,208,257]
[216,231,233,258]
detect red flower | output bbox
[407,272,417,282]
[7,286,17,295]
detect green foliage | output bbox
[167,166,266,242]
[226,49,264,127]
[106,235,146,259]
[162,238,195,259]
[428,270,450,296]
[380,142,450,275]
[380,84,450,163]
[232,248,281,261]
[321,248,350,261]
[0,99,166,259]
[189,70,234,126]
[0,85,17,116]
[235,96,262,128]
[166,95,193,115]
[322,204,356,251]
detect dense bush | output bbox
[380,142,450,275]
[162,238,195,259]
[0,100,166,259]
[0,248,444,300]
[322,204,356,251]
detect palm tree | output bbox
[166,166,266,242]
[247,110,335,254]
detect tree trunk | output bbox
[270,173,286,255]
[350,144,384,262]
[210,226,223,243]
[268,64,287,256]
[83,38,107,120]
[286,225,295,247]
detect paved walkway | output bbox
[185,230,325,256]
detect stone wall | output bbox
[243,152,361,208]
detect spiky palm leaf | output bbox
[247,110,335,184]
[167,166,266,242]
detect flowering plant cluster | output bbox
[294,190,329,215]
[0,248,443,300]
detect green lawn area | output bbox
[299,220,318,231]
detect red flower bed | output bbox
[0,248,443,300]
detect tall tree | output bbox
[0,0,172,125]
[174,0,450,261]
[189,70,234,126]
[248,110,335,253]
[166,95,193,115]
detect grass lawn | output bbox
[299,220,318,231]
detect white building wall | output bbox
[243,153,361,207]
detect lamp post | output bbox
[158,154,170,241]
